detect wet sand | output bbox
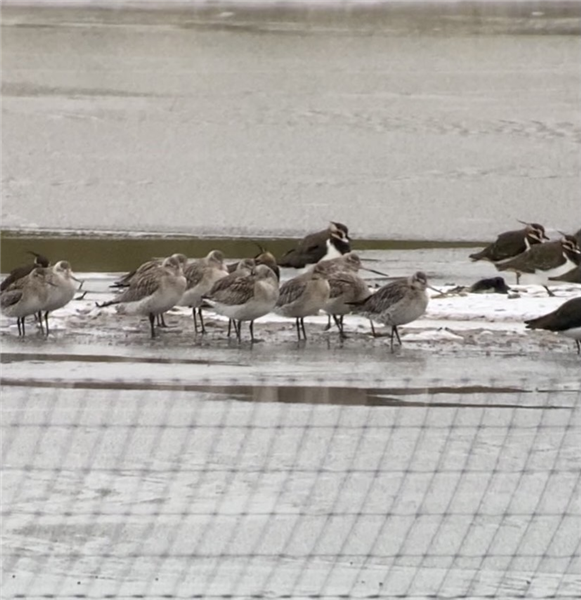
[2,4,580,240]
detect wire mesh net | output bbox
[2,378,580,599]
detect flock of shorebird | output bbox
[1,221,580,353]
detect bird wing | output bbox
[115,269,162,303]
[354,279,409,311]
[112,268,137,287]
[0,263,35,292]
[328,273,360,299]
[489,230,526,260]
[207,276,254,305]
[183,261,205,287]
[279,229,328,268]
[470,230,525,262]
[499,241,562,273]
[277,277,308,306]
[1,289,24,309]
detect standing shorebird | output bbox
[180,250,228,334]
[1,268,54,336]
[98,256,187,339]
[315,252,388,333]
[111,253,187,288]
[525,297,581,354]
[1,251,50,292]
[496,235,581,296]
[275,264,331,341]
[111,253,187,327]
[203,265,279,342]
[279,222,350,269]
[469,223,548,264]
[324,271,370,339]
[40,261,82,334]
[207,258,255,337]
[349,271,431,351]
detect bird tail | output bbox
[468,250,486,261]
[524,315,549,330]
[278,249,300,268]
[346,295,373,309]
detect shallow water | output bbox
[2,4,580,241]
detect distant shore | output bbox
[3,1,580,36]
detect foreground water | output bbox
[2,3,580,241]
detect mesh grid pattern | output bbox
[2,379,580,599]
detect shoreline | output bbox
[3,2,580,36]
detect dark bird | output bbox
[496,235,581,296]
[550,266,581,285]
[1,251,50,292]
[469,223,548,264]
[349,271,432,351]
[468,277,511,294]
[278,222,350,269]
[525,296,581,354]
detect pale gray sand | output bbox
[2,5,580,240]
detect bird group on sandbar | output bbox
[1,220,580,353]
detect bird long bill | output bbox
[72,276,84,287]
[361,266,390,278]
[428,284,443,295]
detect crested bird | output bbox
[496,235,581,296]
[279,222,350,269]
[525,296,581,354]
[469,222,548,264]
[1,251,50,292]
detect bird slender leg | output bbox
[295,318,302,341]
[324,314,332,331]
[516,273,521,285]
[227,319,233,338]
[543,285,555,298]
[389,327,396,352]
[198,308,206,334]
[148,313,156,339]
[576,340,580,355]
[249,320,256,343]
[157,313,168,328]
[333,314,347,340]
[21,317,26,337]
[192,307,199,333]
[17,318,22,337]
[235,320,242,342]
[300,318,307,340]
[370,320,377,337]
[44,311,50,336]
[394,326,402,346]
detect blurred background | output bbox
[2,0,580,243]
